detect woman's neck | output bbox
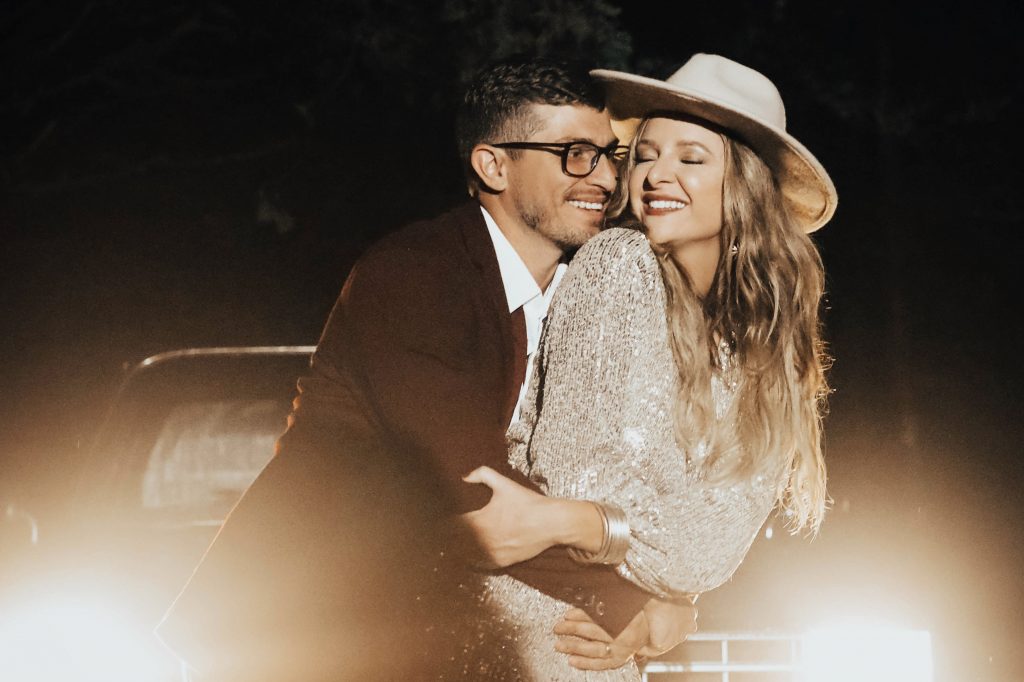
[671,239,721,297]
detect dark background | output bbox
[2,1,1021,680]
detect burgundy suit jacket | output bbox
[159,204,650,673]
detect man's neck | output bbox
[480,199,563,290]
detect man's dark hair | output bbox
[456,58,605,193]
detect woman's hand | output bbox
[553,608,649,671]
[459,466,561,568]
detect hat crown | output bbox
[666,53,787,131]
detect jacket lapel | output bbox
[455,203,528,426]
[506,307,528,424]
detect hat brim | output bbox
[592,69,837,233]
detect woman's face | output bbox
[628,116,726,262]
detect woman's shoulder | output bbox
[558,226,664,305]
[572,226,657,272]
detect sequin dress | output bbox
[476,228,782,681]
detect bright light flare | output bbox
[0,593,174,682]
[800,625,933,682]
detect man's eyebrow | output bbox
[549,136,619,146]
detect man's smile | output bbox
[568,199,605,211]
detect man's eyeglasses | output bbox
[489,141,628,178]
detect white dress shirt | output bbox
[481,207,567,425]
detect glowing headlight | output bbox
[800,626,933,682]
[0,594,176,682]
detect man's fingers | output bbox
[560,608,595,623]
[553,618,612,642]
[461,465,500,488]
[555,636,617,658]
[556,636,631,670]
[567,652,630,671]
[636,645,661,659]
[554,608,635,671]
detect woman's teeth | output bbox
[647,200,687,210]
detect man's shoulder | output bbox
[341,202,489,302]
[362,202,482,267]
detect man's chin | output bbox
[536,209,605,249]
[558,222,603,250]
[577,215,606,239]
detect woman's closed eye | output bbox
[677,153,705,165]
[633,151,704,165]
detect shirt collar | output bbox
[481,206,542,313]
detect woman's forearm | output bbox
[460,466,611,567]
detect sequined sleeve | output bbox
[508,228,778,599]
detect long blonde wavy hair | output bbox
[612,116,831,533]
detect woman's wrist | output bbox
[565,501,631,566]
[544,497,606,553]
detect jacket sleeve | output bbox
[511,228,779,599]
[323,240,651,634]
[294,244,529,511]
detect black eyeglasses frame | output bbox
[488,140,628,178]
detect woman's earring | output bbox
[730,242,739,255]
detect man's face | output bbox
[503,104,618,251]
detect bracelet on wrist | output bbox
[567,501,630,565]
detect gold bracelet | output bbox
[567,502,630,565]
[602,503,631,565]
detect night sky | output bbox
[2,1,1022,680]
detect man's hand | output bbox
[459,466,558,568]
[552,596,698,670]
[552,608,648,671]
[636,596,698,659]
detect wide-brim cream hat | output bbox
[592,54,837,232]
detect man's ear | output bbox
[469,144,509,193]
